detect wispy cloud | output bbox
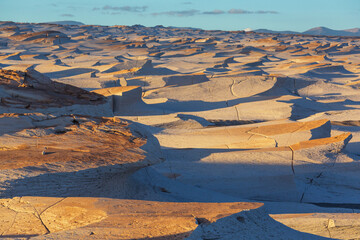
[152,9,200,17]
[228,9,278,14]
[151,8,278,17]
[255,10,278,14]
[93,5,148,13]
[60,13,74,17]
[203,9,225,15]
[228,9,252,14]
[182,1,192,4]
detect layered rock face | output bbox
[0,68,165,198]
[0,69,105,109]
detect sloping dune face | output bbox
[0,20,360,239]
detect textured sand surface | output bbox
[0,21,360,239]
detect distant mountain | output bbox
[303,27,360,36]
[254,26,360,37]
[168,26,202,30]
[45,21,85,26]
[345,28,360,34]
[254,29,299,35]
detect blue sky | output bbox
[0,0,359,31]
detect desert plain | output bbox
[0,21,360,239]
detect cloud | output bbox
[60,13,74,17]
[151,8,278,17]
[228,9,253,14]
[182,1,192,4]
[93,5,148,13]
[203,9,225,15]
[255,10,278,14]
[152,9,200,17]
[228,9,278,14]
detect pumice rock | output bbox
[0,20,360,239]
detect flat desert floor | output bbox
[0,21,360,239]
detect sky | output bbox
[0,0,359,32]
